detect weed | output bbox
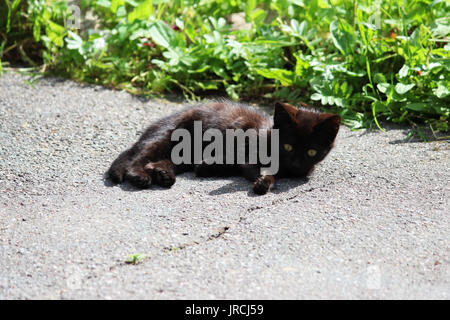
[125,253,147,265]
[1,0,449,132]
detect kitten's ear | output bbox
[314,113,341,143]
[274,101,298,128]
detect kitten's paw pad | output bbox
[125,173,152,189]
[153,168,175,188]
[253,177,272,195]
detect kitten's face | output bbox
[273,102,341,178]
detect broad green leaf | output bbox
[255,68,293,86]
[398,65,409,78]
[175,18,184,30]
[245,0,257,21]
[111,0,125,14]
[96,0,112,8]
[47,21,66,35]
[147,21,177,48]
[251,9,267,27]
[42,8,51,21]
[330,19,356,55]
[46,21,66,47]
[404,103,427,111]
[128,0,154,23]
[372,101,386,112]
[289,0,305,6]
[310,93,322,101]
[162,50,180,66]
[66,31,83,49]
[432,22,450,38]
[116,5,127,17]
[290,19,307,36]
[377,83,391,94]
[217,17,226,29]
[395,83,415,95]
[433,83,449,98]
[317,0,331,8]
[373,73,386,84]
[184,21,197,42]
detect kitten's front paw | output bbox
[125,172,152,189]
[253,176,273,195]
[107,168,123,184]
[152,168,176,188]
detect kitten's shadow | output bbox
[207,178,251,196]
[208,177,309,197]
[103,172,309,195]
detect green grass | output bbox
[125,253,147,264]
[1,0,449,132]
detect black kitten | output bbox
[107,100,340,195]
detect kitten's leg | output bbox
[194,163,215,177]
[124,136,171,188]
[194,156,221,177]
[107,146,138,183]
[240,164,275,195]
[253,175,275,195]
[144,159,176,188]
[124,148,155,189]
[125,165,153,189]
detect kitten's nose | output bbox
[291,163,306,176]
[292,162,303,171]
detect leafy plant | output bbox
[125,253,147,264]
[1,0,449,132]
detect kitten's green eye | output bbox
[284,144,293,152]
[307,149,317,157]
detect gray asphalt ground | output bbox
[0,72,448,299]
